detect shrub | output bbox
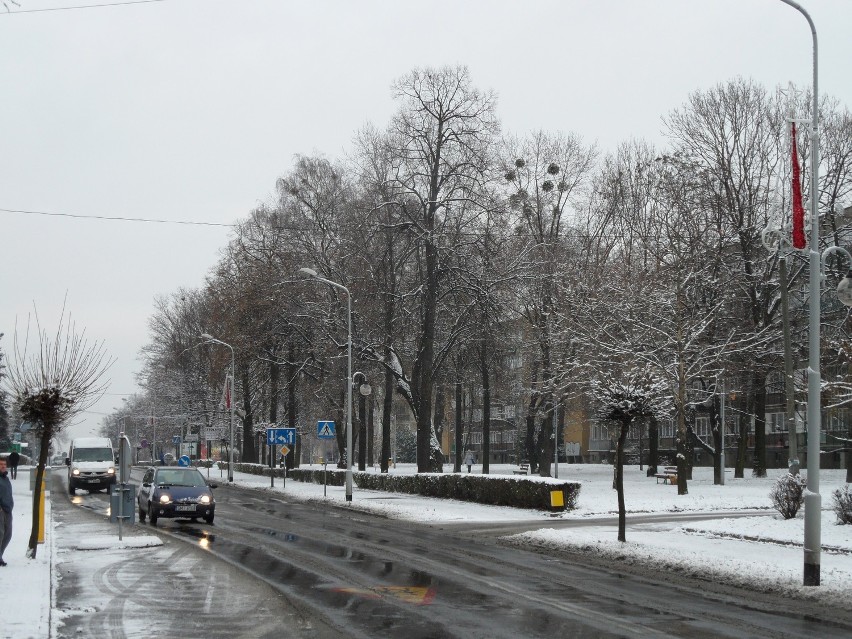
[770,472,807,519]
[286,469,581,511]
[833,484,852,525]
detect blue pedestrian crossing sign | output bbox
[267,427,296,446]
[317,421,336,439]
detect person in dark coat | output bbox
[7,450,20,480]
[0,457,13,566]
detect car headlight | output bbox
[107,467,115,475]
[72,468,80,476]
[159,494,171,504]
[199,495,211,504]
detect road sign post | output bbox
[266,428,296,488]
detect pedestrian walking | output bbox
[463,450,475,473]
[8,450,20,480]
[0,457,13,567]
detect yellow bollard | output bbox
[38,482,45,544]
[549,489,565,512]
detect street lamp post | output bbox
[777,0,823,587]
[200,333,236,483]
[299,267,354,501]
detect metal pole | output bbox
[720,381,725,486]
[345,291,353,501]
[780,256,799,473]
[229,352,235,483]
[776,0,821,587]
[298,269,353,500]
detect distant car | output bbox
[137,466,216,525]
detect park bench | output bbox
[654,465,678,484]
[513,463,530,475]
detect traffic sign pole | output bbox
[270,443,276,489]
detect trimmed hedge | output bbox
[232,462,580,511]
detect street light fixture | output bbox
[200,333,236,483]
[299,267,354,501]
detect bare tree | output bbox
[502,131,597,476]
[387,65,499,472]
[5,303,112,557]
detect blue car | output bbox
[138,466,216,525]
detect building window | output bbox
[766,412,787,432]
[695,416,710,442]
[471,432,482,444]
[490,431,500,443]
[504,430,515,444]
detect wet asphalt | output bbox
[50,469,852,639]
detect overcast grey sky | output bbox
[2,0,851,445]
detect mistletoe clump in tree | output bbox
[5,304,112,558]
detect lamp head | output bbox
[837,270,852,307]
[298,267,318,278]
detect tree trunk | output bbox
[454,379,463,473]
[367,397,374,468]
[28,423,53,557]
[752,370,768,477]
[381,356,393,473]
[481,343,491,475]
[616,420,628,542]
[357,389,367,471]
[287,342,298,469]
[538,403,554,478]
[847,419,852,483]
[648,415,659,475]
[240,368,256,464]
[335,391,346,468]
[712,395,722,485]
[735,402,748,479]
[434,383,446,470]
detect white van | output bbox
[66,437,116,494]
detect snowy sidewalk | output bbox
[1,467,53,639]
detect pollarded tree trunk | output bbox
[29,420,54,557]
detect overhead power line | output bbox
[1,207,234,227]
[1,0,169,15]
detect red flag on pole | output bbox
[791,121,807,249]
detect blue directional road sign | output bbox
[267,427,296,446]
[178,455,191,467]
[317,421,336,439]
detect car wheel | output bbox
[138,503,146,522]
[204,513,214,524]
[149,504,158,526]
[68,481,75,495]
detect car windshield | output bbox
[156,469,206,487]
[72,448,113,462]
